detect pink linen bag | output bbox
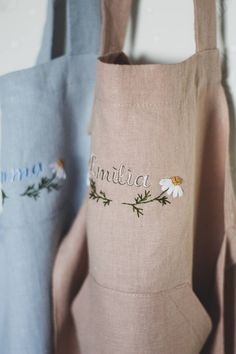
[53,1,235,353]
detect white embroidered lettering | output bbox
[89,154,151,188]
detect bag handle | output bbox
[51,0,101,58]
[67,0,101,55]
[100,0,133,55]
[194,0,217,52]
[100,0,217,56]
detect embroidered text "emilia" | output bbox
[89,154,151,188]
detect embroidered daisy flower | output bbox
[50,159,66,179]
[159,176,183,198]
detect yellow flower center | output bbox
[56,159,64,168]
[171,176,183,186]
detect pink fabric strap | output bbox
[100,0,133,55]
[194,0,217,52]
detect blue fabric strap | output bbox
[67,0,101,55]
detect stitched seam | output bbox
[94,85,220,107]
[94,96,187,108]
[89,272,190,297]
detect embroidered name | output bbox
[1,159,66,205]
[1,162,43,184]
[89,154,151,188]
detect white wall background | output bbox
[0,0,47,75]
[0,0,236,175]
[124,0,195,63]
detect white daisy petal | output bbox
[162,179,172,189]
[159,178,168,186]
[167,185,175,196]
[173,187,178,198]
[58,169,66,179]
[50,160,66,179]
[177,186,184,197]
[62,170,66,179]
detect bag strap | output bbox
[51,0,101,58]
[67,0,101,55]
[100,0,133,55]
[194,0,217,52]
[100,0,217,56]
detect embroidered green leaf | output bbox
[132,205,144,218]
[21,173,61,200]
[158,195,171,206]
[1,189,8,205]
[122,189,171,217]
[99,191,106,198]
[89,179,112,207]
[135,190,152,204]
[21,184,40,200]
[38,174,61,193]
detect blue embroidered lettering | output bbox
[32,162,43,176]
[11,168,29,182]
[1,162,44,184]
[1,171,8,184]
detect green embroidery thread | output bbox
[122,190,170,218]
[89,179,112,206]
[21,173,61,200]
[88,175,184,218]
[1,189,8,205]
[0,159,66,206]
[21,159,66,201]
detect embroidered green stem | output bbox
[122,190,170,218]
[1,189,8,205]
[38,173,61,192]
[89,179,112,207]
[21,173,61,200]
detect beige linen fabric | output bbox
[53,1,235,353]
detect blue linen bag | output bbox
[0,0,101,353]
